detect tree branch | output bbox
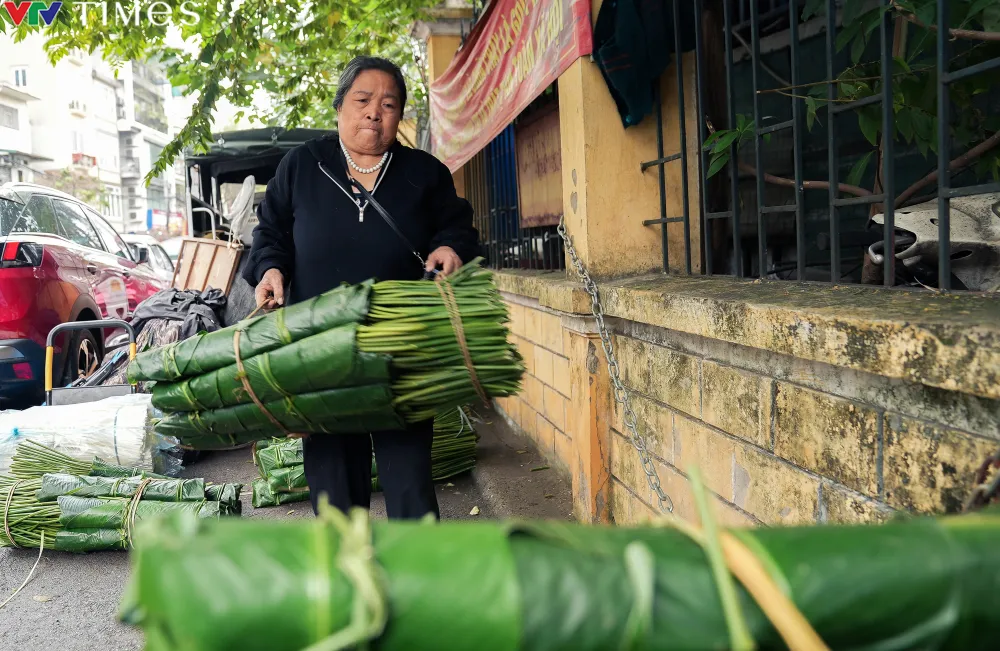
[894,130,1000,207]
[737,162,873,197]
[894,4,1000,42]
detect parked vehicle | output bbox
[122,233,176,284]
[0,183,168,407]
[160,236,184,263]
[184,127,333,238]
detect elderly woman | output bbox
[244,56,479,520]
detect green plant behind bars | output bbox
[705,0,1000,200]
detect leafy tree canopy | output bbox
[1,0,439,181]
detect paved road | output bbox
[0,415,571,649]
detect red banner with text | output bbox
[429,0,593,172]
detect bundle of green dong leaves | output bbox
[1,443,242,552]
[120,505,1000,650]
[251,407,479,508]
[129,260,523,449]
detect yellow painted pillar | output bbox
[557,7,701,277]
[567,330,613,523]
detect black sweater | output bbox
[243,135,480,304]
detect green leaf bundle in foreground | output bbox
[120,509,1000,650]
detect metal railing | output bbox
[645,0,1000,290]
[467,124,565,271]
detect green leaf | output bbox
[835,22,861,52]
[706,152,730,179]
[858,109,880,145]
[843,0,866,24]
[896,108,915,143]
[703,131,724,150]
[802,0,826,21]
[763,133,772,144]
[915,0,936,25]
[712,130,741,154]
[808,84,830,98]
[965,0,996,25]
[846,151,873,187]
[805,97,818,131]
[984,5,1000,31]
[864,8,884,38]
[851,33,867,64]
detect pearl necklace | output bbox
[341,141,389,174]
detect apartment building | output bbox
[0,82,45,184]
[0,34,182,234]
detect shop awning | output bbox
[428,0,593,172]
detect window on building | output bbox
[52,199,104,250]
[71,131,86,154]
[12,67,27,88]
[16,170,24,182]
[0,104,18,130]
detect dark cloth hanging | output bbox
[593,0,698,128]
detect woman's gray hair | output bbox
[333,56,407,111]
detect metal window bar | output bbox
[724,0,742,276]
[640,7,693,275]
[468,125,564,272]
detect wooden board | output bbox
[171,237,243,294]
[515,104,563,228]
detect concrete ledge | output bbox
[493,269,591,314]
[495,270,1000,401]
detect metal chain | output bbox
[556,217,674,513]
[964,447,1000,512]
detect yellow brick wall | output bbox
[606,332,998,527]
[495,300,573,473]
[495,282,998,528]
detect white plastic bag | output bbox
[0,394,157,475]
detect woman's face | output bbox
[337,69,402,156]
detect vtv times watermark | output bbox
[74,1,201,26]
[1,1,202,27]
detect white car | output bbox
[159,236,184,264]
[121,233,176,284]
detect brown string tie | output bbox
[3,480,23,549]
[124,478,153,549]
[233,329,292,437]
[436,279,490,408]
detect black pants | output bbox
[302,421,440,520]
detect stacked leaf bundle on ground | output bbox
[129,261,522,449]
[120,506,1000,650]
[9,439,170,480]
[9,440,242,515]
[251,408,479,508]
[2,468,242,552]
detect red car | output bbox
[0,183,168,407]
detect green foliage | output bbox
[706,0,1000,190]
[703,114,770,179]
[1,1,438,184]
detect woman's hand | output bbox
[255,268,286,308]
[425,246,462,279]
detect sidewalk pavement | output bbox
[0,410,572,649]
